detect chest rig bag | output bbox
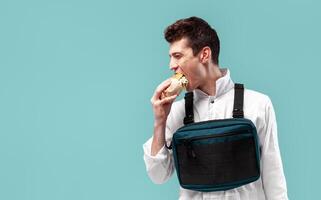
[166,83,261,192]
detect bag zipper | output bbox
[177,118,254,133]
[179,118,249,129]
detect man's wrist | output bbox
[154,120,166,128]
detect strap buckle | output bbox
[184,115,194,125]
[233,108,244,118]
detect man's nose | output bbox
[169,60,179,72]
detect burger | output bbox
[161,73,188,99]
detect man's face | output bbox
[168,37,206,91]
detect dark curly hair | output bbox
[164,16,220,65]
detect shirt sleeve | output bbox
[261,97,289,200]
[142,123,175,184]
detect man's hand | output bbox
[150,79,178,126]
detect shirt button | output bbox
[210,100,214,104]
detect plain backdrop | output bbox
[1,0,320,199]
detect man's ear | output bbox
[199,46,211,64]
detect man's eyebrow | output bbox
[169,52,183,57]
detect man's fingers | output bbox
[159,94,178,105]
[152,79,171,101]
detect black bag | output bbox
[167,84,261,192]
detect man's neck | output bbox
[198,65,225,96]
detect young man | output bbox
[143,16,288,200]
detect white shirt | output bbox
[143,69,288,200]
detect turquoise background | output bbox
[0,0,320,199]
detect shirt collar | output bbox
[193,68,234,100]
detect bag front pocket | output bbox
[176,131,259,186]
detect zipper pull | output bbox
[184,140,197,159]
